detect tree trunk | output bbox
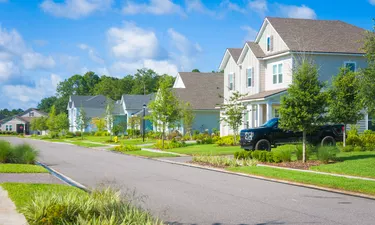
[302,131,306,163]
[233,132,237,146]
[343,124,346,147]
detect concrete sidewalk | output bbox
[0,186,27,225]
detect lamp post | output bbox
[143,103,146,142]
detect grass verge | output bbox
[310,151,375,179]
[163,144,241,156]
[228,166,375,196]
[0,164,47,173]
[120,150,180,158]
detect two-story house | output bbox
[219,17,368,136]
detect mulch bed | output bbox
[261,160,322,170]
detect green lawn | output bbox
[1,183,86,210]
[310,151,375,179]
[115,150,179,158]
[228,166,375,196]
[0,164,47,173]
[163,144,242,156]
[67,141,107,147]
[71,136,156,145]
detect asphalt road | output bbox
[2,137,375,225]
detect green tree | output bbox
[359,21,375,117]
[57,74,89,98]
[94,76,122,100]
[75,106,90,139]
[279,60,328,162]
[220,91,246,145]
[91,117,106,132]
[56,113,69,134]
[83,71,101,95]
[131,69,159,95]
[128,115,141,138]
[148,78,182,148]
[105,99,115,140]
[182,102,195,139]
[328,67,363,147]
[37,96,57,113]
[192,69,200,72]
[47,105,58,132]
[31,116,48,133]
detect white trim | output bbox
[260,51,291,60]
[292,51,364,57]
[344,61,357,72]
[237,43,249,65]
[255,18,289,52]
[219,49,232,71]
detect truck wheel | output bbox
[255,139,271,151]
[321,136,336,146]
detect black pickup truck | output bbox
[240,118,344,151]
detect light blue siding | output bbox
[191,110,220,133]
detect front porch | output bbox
[243,102,280,129]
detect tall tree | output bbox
[182,102,195,139]
[279,60,328,162]
[131,69,159,95]
[192,69,200,72]
[220,91,246,145]
[359,21,375,116]
[328,67,363,147]
[31,116,48,133]
[83,71,101,95]
[94,76,122,100]
[47,105,58,132]
[56,112,69,134]
[56,74,89,98]
[148,78,182,148]
[37,96,57,113]
[75,106,90,139]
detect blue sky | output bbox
[0,0,374,109]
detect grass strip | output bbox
[0,164,47,173]
[121,150,179,158]
[164,144,241,156]
[228,166,375,196]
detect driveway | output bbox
[2,137,375,225]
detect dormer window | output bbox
[267,36,273,52]
[29,112,34,117]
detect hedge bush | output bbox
[216,135,240,146]
[0,131,17,135]
[153,139,187,149]
[113,144,141,152]
[234,151,252,160]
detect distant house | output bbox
[0,108,48,135]
[172,72,224,134]
[67,95,125,133]
[219,17,368,136]
[119,94,154,131]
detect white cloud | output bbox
[248,0,268,16]
[0,26,27,56]
[278,4,317,19]
[107,21,161,60]
[220,0,246,14]
[0,61,19,81]
[40,0,113,19]
[123,0,185,16]
[168,28,202,56]
[22,52,56,70]
[2,73,62,109]
[241,25,258,41]
[370,0,375,5]
[78,43,104,64]
[185,0,216,16]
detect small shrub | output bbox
[65,132,75,138]
[48,131,59,139]
[317,146,339,163]
[341,145,354,152]
[266,152,274,162]
[192,155,257,167]
[216,135,240,146]
[0,140,11,163]
[252,150,261,161]
[295,144,314,161]
[272,148,292,163]
[234,151,252,160]
[6,143,38,164]
[153,140,187,149]
[75,131,82,137]
[353,146,364,152]
[113,144,141,152]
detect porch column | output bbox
[257,104,262,127]
[266,102,272,121]
[248,104,253,128]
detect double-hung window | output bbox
[247,68,254,88]
[344,61,356,72]
[273,63,283,84]
[228,73,234,90]
[9,125,12,131]
[5,125,8,131]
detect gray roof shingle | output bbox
[242,88,287,101]
[70,95,107,108]
[267,17,366,54]
[246,42,266,58]
[173,72,224,110]
[122,94,154,110]
[227,48,242,62]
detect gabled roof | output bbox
[0,108,47,124]
[69,95,107,109]
[19,108,48,117]
[266,17,366,54]
[242,88,287,101]
[173,72,223,110]
[246,42,265,58]
[122,94,154,110]
[219,48,241,70]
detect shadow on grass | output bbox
[336,153,375,161]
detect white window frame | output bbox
[344,61,357,72]
[272,65,277,84]
[247,68,252,88]
[228,73,234,91]
[5,125,8,131]
[9,125,12,131]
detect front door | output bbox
[16,124,24,134]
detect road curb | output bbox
[36,161,89,192]
[154,158,375,201]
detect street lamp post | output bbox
[143,103,146,142]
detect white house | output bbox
[219,17,368,136]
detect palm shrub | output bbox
[21,188,163,225]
